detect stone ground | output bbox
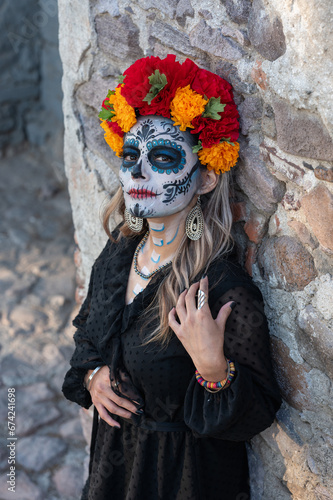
[0,147,88,500]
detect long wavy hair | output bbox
[102,165,233,346]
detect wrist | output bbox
[196,356,228,382]
[84,366,102,390]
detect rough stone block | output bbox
[248,0,286,61]
[271,337,312,410]
[244,211,267,244]
[189,20,243,61]
[77,74,116,112]
[0,471,42,500]
[238,96,263,135]
[17,436,67,471]
[251,60,268,91]
[236,145,286,213]
[137,0,178,18]
[314,165,333,183]
[273,99,333,161]
[281,193,301,211]
[287,220,318,250]
[298,305,333,379]
[301,184,333,252]
[95,14,144,61]
[216,61,257,94]
[258,236,317,291]
[53,464,85,498]
[150,20,195,57]
[262,103,276,139]
[245,243,257,276]
[261,143,306,186]
[221,0,252,25]
[175,0,195,27]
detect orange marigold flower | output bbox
[198,141,240,174]
[170,85,208,131]
[100,120,124,157]
[109,86,137,133]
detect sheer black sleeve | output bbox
[62,242,110,409]
[184,285,281,441]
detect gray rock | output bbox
[16,402,61,436]
[137,0,178,18]
[17,436,67,472]
[273,98,333,161]
[95,14,144,61]
[76,74,116,112]
[150,20,195,57]
[298,305,333,378]
[59,417,84,440]
[248,0,286,61]
[0,470,43,500]
[0,355,36,386]
[216,61,257,95]
[238,96,263,135]
[222,0,252,24]
[53,464,85,498]
[189,19,243,60]
[176,0,195,27]
[16,382,55,407]
[258,236,317,292]
[9,305,48,332]
[236,145,286,213]
[262,103,277,139]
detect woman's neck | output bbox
[138,213,186,272]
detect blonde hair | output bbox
[102,169,233,346]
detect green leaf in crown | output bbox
[202,97,226,120]
[143,70,168,105]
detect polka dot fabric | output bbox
[62,230,281,500]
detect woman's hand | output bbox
[168,276,234,382]
[84,366,139,428]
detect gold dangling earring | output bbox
[185,196,204,241]
[125,208,143,233]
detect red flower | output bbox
[106,120,124,137]
[192,103,239,148]
[121,55,198,118]
[192,69,234,102]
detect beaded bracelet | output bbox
[195,360,236,392]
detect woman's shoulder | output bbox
[208,251,262,299]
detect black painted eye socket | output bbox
[122,147,139,168]
[148,147,182,170]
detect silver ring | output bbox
[197,289,207,310]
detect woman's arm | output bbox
[170,280,281,440]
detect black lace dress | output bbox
[62,231,281,500]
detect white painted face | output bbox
[119,116,201,218]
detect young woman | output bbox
[63,55,281,500]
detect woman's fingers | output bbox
[185,280,200,313]
[198,275,209,312]
[175,288,187,324]
[94,402,121,428]
[216,300,236,331]
[168,307,181,335]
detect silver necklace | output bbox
[133,231,172,280]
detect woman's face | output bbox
[119,116,201,218]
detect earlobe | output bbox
[197,170,218,195]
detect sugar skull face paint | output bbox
[120,116,201,218]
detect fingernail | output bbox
[201,273,207,279]
[181,288,187,294]
[230,301,237,310]
[136,409,144,415]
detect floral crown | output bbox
[98,55,240,175]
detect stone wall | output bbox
[0,0,64,172]
[58,0,333,498]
